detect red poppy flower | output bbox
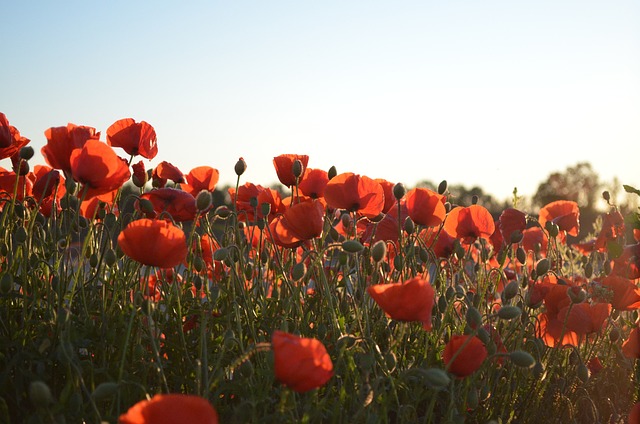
[375,178,397,214]
[622,326,640,359]
[444,205,495,242]
[366,277,436,330]
[0,112,30,160]
[141,188,198,222]
[272,330,333,393]
[32,165,63,202]
[0,167,34,201]
[535,311,580,348]
[229,182,285,222]
[118,219,187,268]
[324,172,385,219]
[404,188,447,227]
[118,393,218,424]
[298,168,329,199]
[132,160,148,187]
[611,243,640,280]
[41,123,100,175]
[107,118,158,160]
[152,161,185,187]
[558,302,611,336]
[596,276,640,311]
[443,335,487,378]
[80,190,117,220]
[629,402,640,424]
[270,199,325,248]
[181,166,220,197]
[273,154,309,187]
[521,227,549,256]
[539,200,580,238]
[69,140,131,199]
[498,208,527,244]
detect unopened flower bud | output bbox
[291,262,306,281]
[393,182,406,200]
[535,258,550,276]
[138,198,155,215]
[568,287,587,304]
[196,190,212,211]
[471,195,479,205]
[342,240,364,253]
[328,165,337,180]
[423,368,451,390]
[29,381,53,408]
[260,202,271,217]
[497,305,522,320]
[509,351,535,368]
[19,146,35,160]
[503,280,519,301]
[234,157,247,176]
[403,216,415,235]
[545,221,559,238]
[602,191,611,202]
[510,230,524,244]
[437,180,448,195]
[371,240,387,263]
[465,307,483,329]
[292,159,303,179]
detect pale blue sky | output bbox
[2,1,639,202]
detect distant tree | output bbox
[532,162,600,210]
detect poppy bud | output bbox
[471,195,479,205]
[465,307,483,329]
[291,262,306,281]
[535,258,550,276]
[584,262,593,278]
[196,190,212,211]
[0,273,13,294]
[545,221,559,238]
[138,198,155,215]
[214,205,231,218]
[438,180,448,195]
[29,381,53,408]
[342,240,364,253]
[503,280,519,301]
[104,248,117,267]
[445,202,451,213]
[371,240,387,263]
[260,202,271,217]
[91,382,119,401]
[328,165,337,180]
[568,286,587,304]
[609,327,620,342]
[509,351,535,368]
[602,191,610,202]
[292,159,304,179]
[403,216,415,235]
[65,178,77,195]
[497,305,522,320]
[393,183,406,200]
[234,157,247,176]
[577,363,589,383]
[213,248,229,261]
[423,368,451,390]
[19,146,35,160]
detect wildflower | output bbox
[41,123,100,176]
[611,243,640,280]
[152,161,185,187]
[70,139,131,199]
[622,326,640,359]
[444,205,495,242]
[0,112,30,161]
[181,166,220,197]
[595,276,640,311]
[107,118,158,160]
[538,200,580,240]
[557,302,611,336]
[366,277,436,330]
[269,199,325,248]
[443,335,487,378]
[272,330,333,393]
[141,188,198,222]
[118,219,187,268]
[375,178,397,213]
[324,172,385,219]
[404,187,447,227]
[273,154,309,187]
[498,208,527,244]
[118,393,218,424]
[298,168,329,199]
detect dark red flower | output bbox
[0,112,30,160]
[622,326,640,359]
[558,302,611,336]
[366,277,436,330]
[272,330,333,393]
[107,118,158,160]
[611,243,640,280]
[141,188,198,222]
[443,335,487,378]
[152,161,185,187]
[498,208,527,244]
[596,276,640,311]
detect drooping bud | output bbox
[509,351,535,368]
[568,286,587,304]
[510,230,524,244]
[602,191,611,202]
[328,165,337,180]
[465,307,483,329]
[503,280,519,301]
[342,240,364,253]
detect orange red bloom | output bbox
[141,188,197,222]
[273,154,309,187]
[70,140,131,199]
[118,219,187,268]
[444,205,495,242]
[366,277,436,330]
[269,199,325,248]
[539,200,580,239]
[0,112,30,161]
[118,393,218,424]
[107,118,158,160]
[41,123,100,175]
[272,330,333,393]
[181,166,220,197]
[324,172,385,219]
[404,188,446,227]
[622,326,640,359]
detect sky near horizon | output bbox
[2,1,639,203]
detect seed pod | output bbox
[234,157,247,176]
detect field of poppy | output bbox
[1,112,639,423]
